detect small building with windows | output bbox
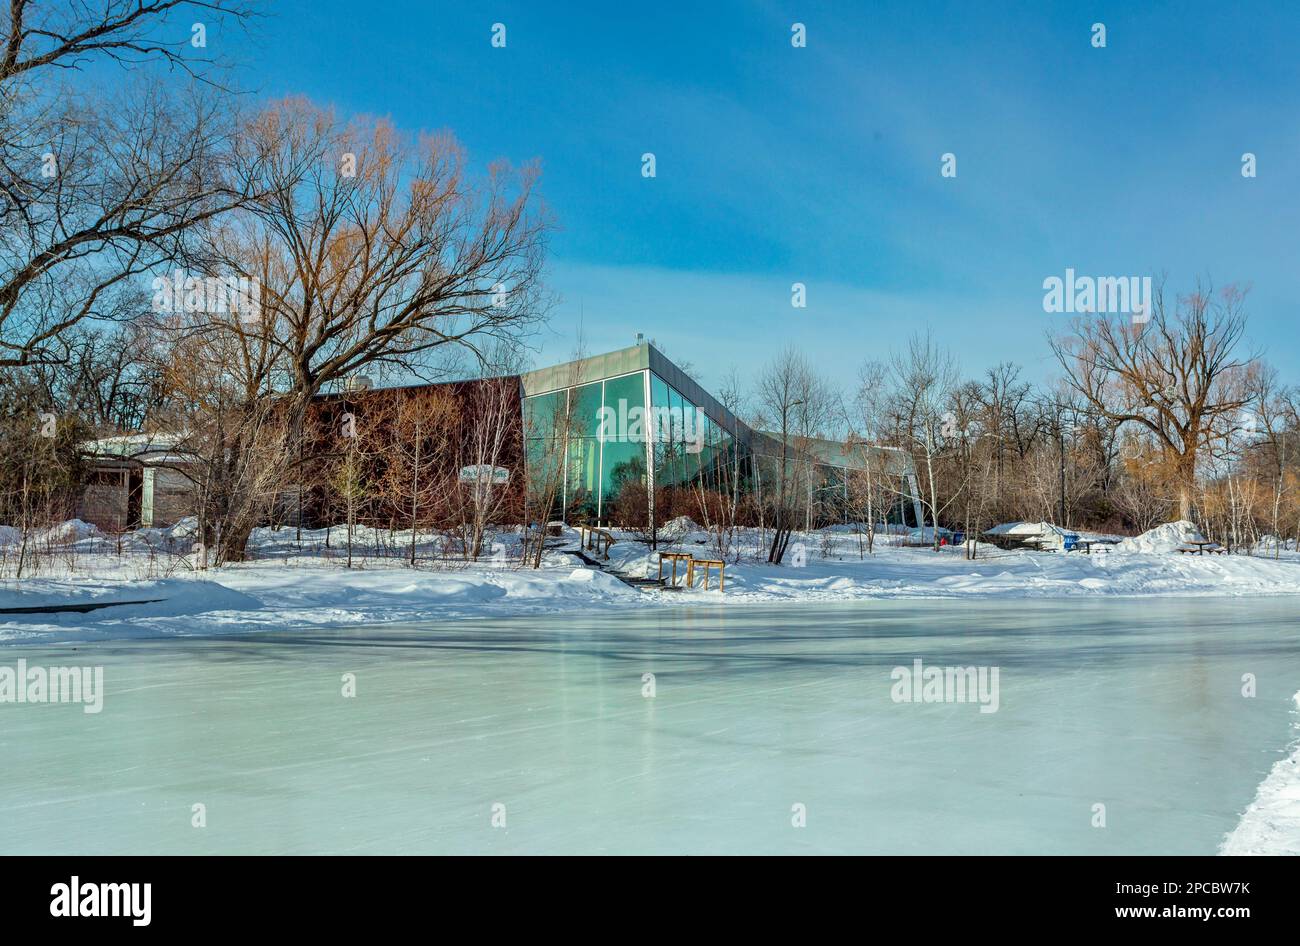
[76,433,198,532]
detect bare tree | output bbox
[324,394,394,568]
[1051,280,1256,521]
[0,1,261,368]
[0,373,87,575]
[846,359,900,555]
[889,333,960,551]
[27,322,167,431]
[0,1,256,84]
[458,375,522,560]
[1235,366,1296,556]
[0,81,258,367]
[1112,447,1172,533]
[179,97,550,563]
[384,388,458,566]
[753,346,832,563]
[522,390,575,569]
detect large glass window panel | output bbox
[649,374,672,487]
[600,438,645,511]
[667,388,684,442]
[570,381,603,440]
[667,388,685,485]
[526,438,565,521]
[699,417,718,487]
[523,391,566,440]
[602,372,646,427]
[566,437,599,520]
[653,440,673,488]
[680,394,702,484]
[649,373,670,443]
[597,372,648,519]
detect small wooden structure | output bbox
[688,558,726,592]
[657,551,694,588]
[579,525,615,559]
[656,551,725,592]
[1177,541,1225,555]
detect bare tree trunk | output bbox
[409,421,421,567]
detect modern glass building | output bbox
[520,339,922,526]
[72,340,922,534]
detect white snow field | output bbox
[2,520,1300,643]
[1,597,1298,855]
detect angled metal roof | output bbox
[521,340,754,445]
[520,342,650,396]
[752,432,915,474]
[521,341,912,474]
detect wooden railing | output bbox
[578,525,616,560]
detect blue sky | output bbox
[234,0,1300,391]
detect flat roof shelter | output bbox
[77,433,198,532]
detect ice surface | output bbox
[1,597,1297,854]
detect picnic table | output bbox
[657,551,726,592]
[688,558,726,592]
[657,551,694,588]
[1177,540,1224,555]
[1076,539,1115,555]
[1020,535,1062,552]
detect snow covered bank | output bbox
[602,530,1300,604]
[3,520,1300,644]
[1221,691,1300,856]
[0,577,258,616]
[0,562,640,644]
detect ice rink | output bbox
[2,597,1297,854]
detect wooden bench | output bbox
[688,558,726,592]
[1178,541,1225,556]
[657,551,693,588]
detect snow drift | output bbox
[1221,691,1300,856]
[1115,520,1205,554]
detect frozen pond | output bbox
[2,597,1298,854]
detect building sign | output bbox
[459,465,510,485]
